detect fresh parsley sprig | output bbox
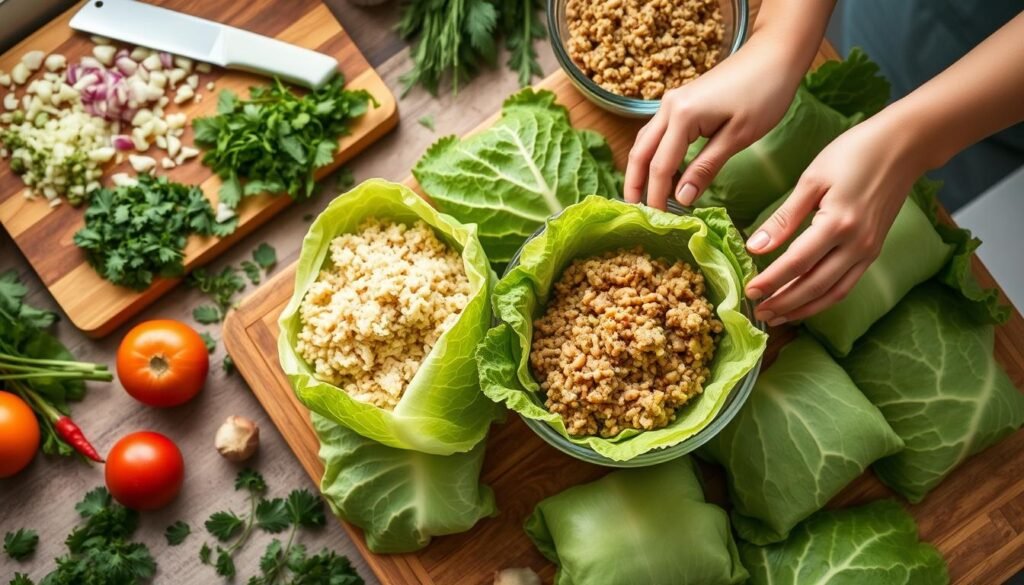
[4,528,38,561]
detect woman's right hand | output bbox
[624,37,805,210]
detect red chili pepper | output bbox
[54,415,105,462]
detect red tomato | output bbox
[0,391,40,478]
[117,319,208,408]
[105,431,184,510]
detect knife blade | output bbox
[69,0,338,89]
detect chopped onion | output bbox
[159,52,173,69]
[111,134,134,151]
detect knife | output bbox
[69,0,338,89]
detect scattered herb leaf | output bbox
[205,511,244,542]
[4,529,38,561]
[336,167,355,191]
[193,304,223,325]
[252,243,277,271]
[165,521,191,546]
[417,114,435,131]
[241,260,262,285]
[200,332,217,354]
[222,354,236,375]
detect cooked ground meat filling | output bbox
[296,219,470,410]
[530,248,722,437]
[565,0,725,99]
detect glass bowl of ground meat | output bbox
[548,0,748,117]
[497,199,766,467]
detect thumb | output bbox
[674,124,747,205]
[746,177,825,254]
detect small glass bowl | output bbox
[499,200,765,467]
[547,0,749,118]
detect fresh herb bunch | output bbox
[188,266,246,325]
[193,74,375,209]
[398,0,546,95]
[73,175,237,290]
[21,488,158,585]
[0,271,111,459]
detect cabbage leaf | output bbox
[740,500,948,585]
[313,414,496,553]
[278,179,499,455]
[413,89,623,267]
[478,196,767,461]
[525,457,748,585]
[701,335,904,544]
[841,283,1024,503]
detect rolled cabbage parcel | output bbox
[279,179,499,455]
[478,196,767,462]
[525,457,749,585]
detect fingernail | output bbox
[747,230,770,252]
[756,310,774,322]
[768,316,787,327]
[676,183,698,204]
[746,287,763,301]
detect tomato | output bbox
[0,391,40,478]
[117,319,208,408]
[105,431,184,510]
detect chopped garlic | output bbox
[3,94,17,111]
[128,154,157,173]
[44,54,66,72]
[149,71,167,89]
[89,146,115,162]
[141,53,163,71]
[165,112,187,129]
[161,157,176,169]
[205,81,215,91]
[175,146,199,165]
[11,63,30,85]
[167,68,187,86]
[130,47,151,61]
[0,72,10,87]
[186,74,199,89]
[173,85,194,104]
[90,35,112,45]
[196,62,212,73]
[166,135,181,157]
[173,56,193,72]
[155,135,168,149]
[92,45,116,67]
[21,50,45,71]
[215,202,236,223]
[111,173,138,187]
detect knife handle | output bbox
[219,27,338,89]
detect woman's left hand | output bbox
[743,111,927,325]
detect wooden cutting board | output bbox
[0,0,398,338]
[222,71,1024,585]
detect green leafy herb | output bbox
[36,487,156,585]
[10,573,34,585]
[236,468,268,493]
[4,529,38,561]
[417,114,435,131]
[193,75,375,208]
[187,266,245,324]
[205,511,245,542]
[256,498,291,533]
[73,175,236,290]
[412,89,623,267]
[0,271,112,458]
[252,243,277,271]
[500,0,546,86]
[200,332,217,354]
[398,0,544,94]
[165,521,191,546]
[335,167,355,191]
[241,261,262,285]
[223,354,236,375]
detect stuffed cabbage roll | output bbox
[313,413,496,553]
[749,183,953,356]
[740,500,948,585]
[700,335,904,544]
[841,283,1024,503]
[525,457,748,585]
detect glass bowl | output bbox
[499,200,765,467]
[547,0,749,118]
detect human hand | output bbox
[744,112,927,325]
[623,38,805,210]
